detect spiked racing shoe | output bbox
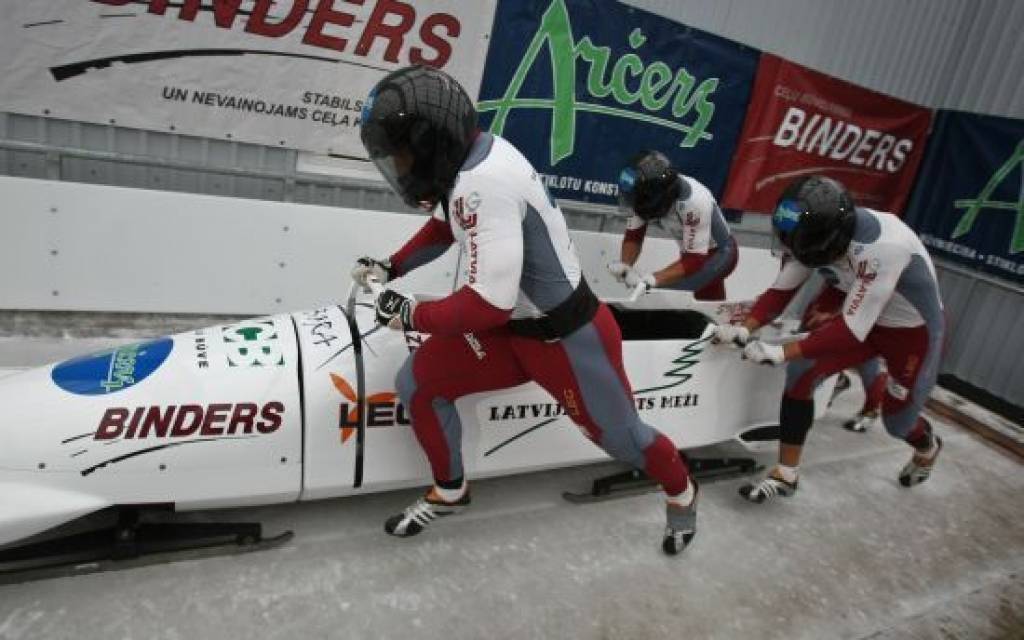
[662,480,699,556]
[899,435,943,487]
[738,469,798,504]
[384,488,471,538]
[843,412,878,433]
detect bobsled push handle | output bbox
[365,275,386,298]
[344,280,370,489]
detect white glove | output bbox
[624,270,656,291]
[743,340,786,366]
[711,324,751,347]
[351,257,391,291]
[607,261,632,284]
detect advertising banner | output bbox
[0,0,496,156]
[722,54,932,215]
[904,110,1024,283]
[476,0,758,205]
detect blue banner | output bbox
[476,0,759,205]
[905,111,1024,283]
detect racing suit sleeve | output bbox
[389,212,454,278]
[623,215,648,244]
[748,255,812,325]
[413,177,523,335]
[799,251,910,359]
[677,204,731,275]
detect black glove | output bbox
[375,289,416,331]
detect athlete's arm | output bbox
[745,255,812,332]
[620,215,647,265]
[388,212,455,278]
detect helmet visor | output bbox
[771,198,802,257]
[364,135,435,210]
[617,167,638,213]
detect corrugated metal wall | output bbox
[936,265,1024,406]
[623,0,1024,118]
[1,1,1022,408]
[0,112,413,213]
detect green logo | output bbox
[952,140,1024,255]
[634,335,709,395]
[222,320,285,367]
[478,0,718,166]
[101,343,141,392]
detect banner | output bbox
[722,54,932,215]
[905,111,1024,283]
[476,0,758,205]
[0,0,496,156]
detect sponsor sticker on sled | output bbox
[51,338,174,396]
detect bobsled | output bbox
[0,285,828,573]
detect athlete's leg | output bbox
[513,305,689,494]
[841,358,888,432]
[740,343,875,503]
[512,305,697,554]
[869,322,945,486]
[387,331,530,537]
[395,331,527,485]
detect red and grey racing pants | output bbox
[802,286,886,414]
[783,318,944,443]
[394,304,690,496]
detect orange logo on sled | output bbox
[330,374,408,444]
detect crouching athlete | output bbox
[712,176,944,502]
[608,151,738,300]
[352,65,698,554]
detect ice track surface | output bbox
[0,346,1022,640]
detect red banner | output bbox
[722,54,932,215]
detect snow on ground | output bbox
[0,344,1022,640]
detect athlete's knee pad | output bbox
[779,395,815,446]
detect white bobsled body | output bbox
[0,291,823,547]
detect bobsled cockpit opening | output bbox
[609,305,709,341]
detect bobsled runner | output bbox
[0,285,827,580]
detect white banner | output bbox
[0,0,497,156]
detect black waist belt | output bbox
[508,278,600,341]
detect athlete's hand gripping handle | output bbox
[369,276,416,331]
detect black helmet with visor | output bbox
[617,150,681,221]
[360,65,478,210]
[772,175,856,267]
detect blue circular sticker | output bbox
[51,338,174,396]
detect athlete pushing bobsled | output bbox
[608,150,738,301]
[351,65,698,555]
[712,176,945,502]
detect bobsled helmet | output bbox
[617,150,681,221]
[360,65,478,210]
[772,175,856,267]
